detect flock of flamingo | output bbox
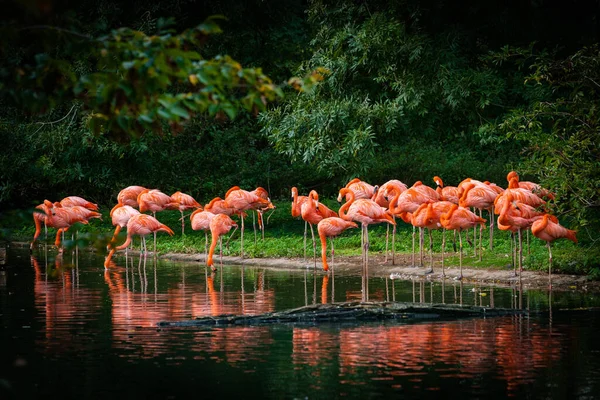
[30,171,577,283]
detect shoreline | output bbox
[13,241,600,292]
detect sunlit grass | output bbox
[7,200,595,276]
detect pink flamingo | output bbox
[190,209,216,260]
[207,214,238,272]
[372,180,408,264]
[532,214,577,285]
[317,217,358,271]
[170,191,202,235]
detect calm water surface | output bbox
[1,246,600,399]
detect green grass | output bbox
[6,200,598,277]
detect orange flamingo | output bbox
[204,197,236,216]
[411,201,454,274]
[433,176,460,204]
[104,214,174,267]
[317,217,358,271]
[190,209,216,260]
[43,201,102,250]
[372,180,408,264]
[337,178,376,202]
[207,213,238,271]
[115,186,147,209]
[31,201,52,250]
[532,214,577,284]
[292,187,311,259]
[60,196,99,210]
[388,181,439,267]
[301,190,338,266]
[338,187,395,281]
[108,204,140,250]
[440,204,486,279]
[507,171,555,200]
[459,181,499,256]
[223,186,270,259]
[137,189,178,253]
[170,191,202,235]
[251,187,275,241]
[498,192,544,276]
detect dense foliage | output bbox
[1,0,599,273]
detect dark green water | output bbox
[1,246,600,399]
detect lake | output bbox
[1,245,599,399]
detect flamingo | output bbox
[498,192,544,277]
[43,200,102,250]
[137,189,178,253]
[507,171,555,200]
[317,217,358,271]
[531,214,577,285]
[170,191,202,235]
[204,197,236,216]
[440,204,486,279]
[116,186,147,208]
[411,201,455,275]
[338,187,395,289]
[223,186,271,258]
[388,181,439,267]
[292,187,311,259]
[108,204,140,250]
[190,209,216,261]
[104,214,174,267]
[459,182,499,256]
[372,180,408,264]
[251,187,276,241]
[337,178,376,201]
[31,201,52,250]
[60,196,99,211]
[206,213,238,272]
[301,190,338,267]
[433,176,460,204]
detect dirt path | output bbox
[161,251,600,292]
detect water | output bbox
[1,246,600,399]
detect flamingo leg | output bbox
[428,229,434,273]
[518,228,523,275]
[411,226,416,267]
[441,229,446,277]
[511,232,517,277]
[489,206,494,250]
[152,212,157,255]
[547,241,553,289]
[364,224,370,302]
[252,211,257,246]
[219,236,223,266]
[303,220,308,261]
[225,225,239,252]
[384,224,389,263]
[419,227,424,268]
[240,215,245,259]
[478,209,483,261]
[392,219,396,265]
[180,210,185,236]
[309,223,317,268]
[459,229,463,280]
[204,231,208,261]
[330,237,335,264]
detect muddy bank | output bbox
[14,241,599,292]
[161,251,600,292]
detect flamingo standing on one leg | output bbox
[338,188,395,300]
[440,204,486,280]
[170,191,202,235]
[301,190,338,267]
[338,178,377,202]
[207,214,238,272]
[104,214,174,267]
[411,201,454,275]
[251,187,276,241]
[190,209,216,261]
[317,217,358,271]
[531,214,577,286]
[372,180,408,264]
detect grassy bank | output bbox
[5,199,597,278]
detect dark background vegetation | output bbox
[1,0,599,270]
